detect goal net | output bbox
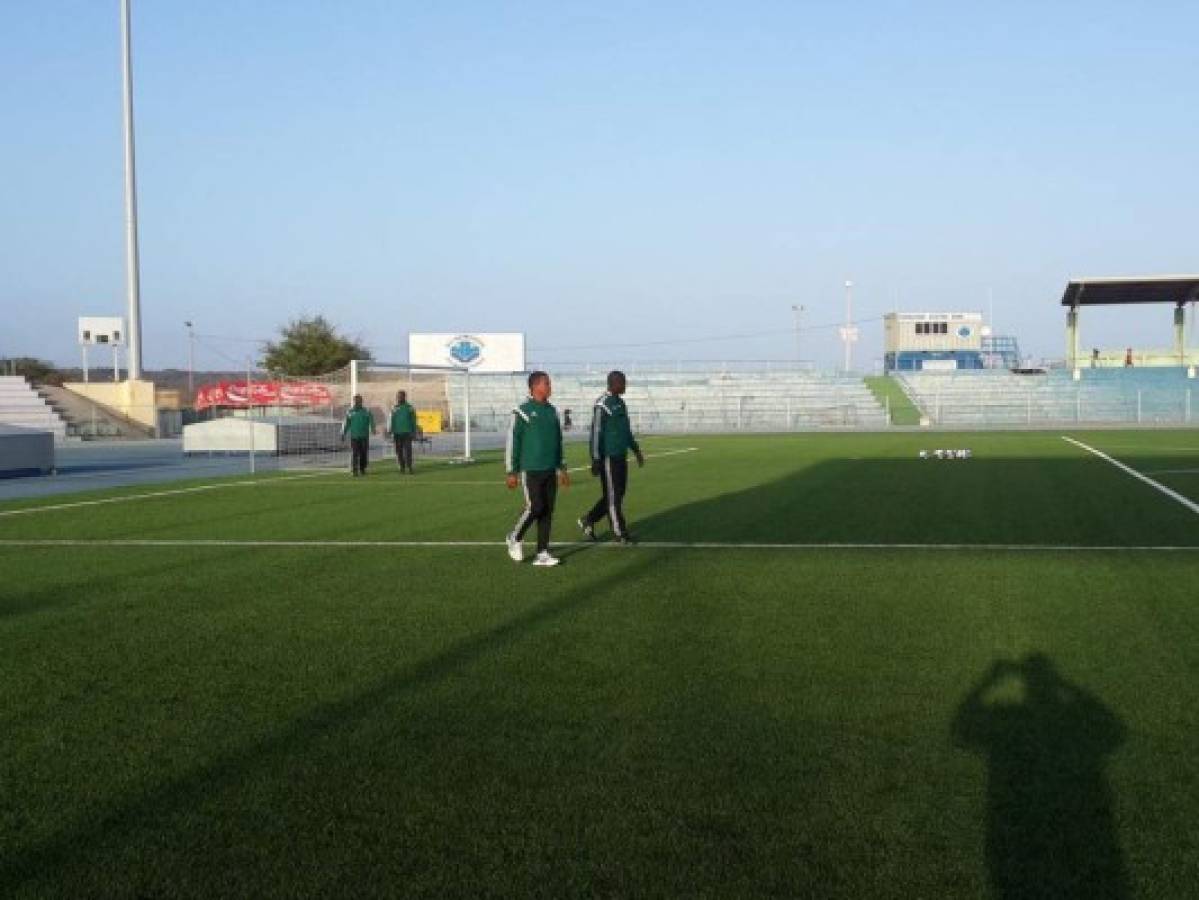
[189,362,504,471]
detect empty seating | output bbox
[0,377,69,440]
[897,369,1197,425]
[451,371,889,433]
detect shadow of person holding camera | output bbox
[953,653,1128,899]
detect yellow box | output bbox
[417,410,443,434]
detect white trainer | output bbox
[506,534,523,563]
[532,551,561,567]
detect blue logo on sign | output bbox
[448,337,483,365]
[957,326,972,338]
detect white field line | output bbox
[267,447,702,485]
[566,446,699,474]
[0,448,702,517]
[1071,444,1199,454]
[1062,436,1199,516]
[1143,468,1199,476]
[0,471,332,519]
[0,539,1195,552]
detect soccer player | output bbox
[388,390,420,474]
[579,370,644,544]
[505,371,570,567]
[341,394,375,477]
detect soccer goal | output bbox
[185,360,539,471]
[266,361,493,469]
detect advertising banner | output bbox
[408,333,526,373]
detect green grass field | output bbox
[2,431,1198,898]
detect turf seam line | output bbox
[1061,436,1199,516]
[1,539,1195,551]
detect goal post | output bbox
[247,361,484,470]
[185,360,535,472]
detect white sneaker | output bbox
[506,534,523,563]
[532,551,561,567]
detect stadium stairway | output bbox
[37,385,156,440]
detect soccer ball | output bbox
[919,450,929,459]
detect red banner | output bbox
[195,380,334,411]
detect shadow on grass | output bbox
[0,548,659,891]
[953,654,1129,900]
[618,453,1199,546]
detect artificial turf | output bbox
[1,431,1197,898]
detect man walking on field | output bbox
[506,371,570,567]
[579,370,644,544]
[388,390,420,474]
[341,394,376,477]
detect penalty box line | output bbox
[1061,436,1199,516]
[0,539,1196,552]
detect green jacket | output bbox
[506,398,565,474]
[342,406,375,440]
[590,392,640,461]
[389,402,419,435]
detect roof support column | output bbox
[1066,305,1080,371]
[1174,303,1187,366]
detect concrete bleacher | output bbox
[452,371,888,433]
[0,376,69,440]
[897,368,1197,426]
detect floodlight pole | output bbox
[120,0,144,381]
[791,304,804,370]
[843,280,854,373]
[185,321,195,400]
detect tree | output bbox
[262,316,371,376]
[1,357,64,386]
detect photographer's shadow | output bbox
[953,654,1129,900]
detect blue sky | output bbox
[2,1,1197,371]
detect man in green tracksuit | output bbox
[579,370,644,543]
[341,394,376,476]
[388,390,420,474]
[505,371,570,567]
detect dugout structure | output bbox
[0,424,55,477]
[1062,275,1199,371]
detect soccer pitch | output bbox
[2,431,1197,898]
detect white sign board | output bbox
[921,359,958,372]
[408,333,526,372]
[79,317,126,346]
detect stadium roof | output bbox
[1061,275,1199,307]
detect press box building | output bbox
[883,312,986,372]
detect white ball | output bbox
[919,450,929,459]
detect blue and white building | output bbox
[883,312,986,372]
